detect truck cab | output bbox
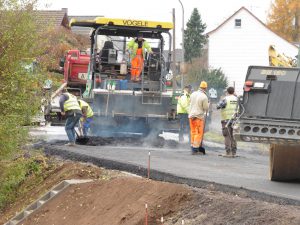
[60,49,90,90]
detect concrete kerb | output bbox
[44,145,300,207]
[4,179,92,225]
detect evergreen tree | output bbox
[184,8,207,62]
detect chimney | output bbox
[62,8,68,14]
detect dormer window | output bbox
[235,19,241,28]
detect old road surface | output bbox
[31,126,300,205]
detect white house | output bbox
[207,7,299,94]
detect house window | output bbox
[235,19,241,28]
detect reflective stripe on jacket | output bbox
[127,39,152,59]
[63,93,81,112]
[221,95,238,121]
[78,100,94,118]
[177,92,190,114]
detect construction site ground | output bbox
[33,126,300,203]
[1,159,300,225]
[1,125,300,224]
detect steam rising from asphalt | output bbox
[90,90,176,140]
[87,93,223,148]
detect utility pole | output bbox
[172,8,177,89]
[178,0,185,88]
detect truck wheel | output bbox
[269,144,300,181]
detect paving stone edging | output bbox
[4,179,92,225]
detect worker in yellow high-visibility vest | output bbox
[217,87,238,156]
[177,85,191,143]
[78,99,94,137]
[59,89,82,146]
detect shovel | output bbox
[198,111,208,154]
[74,129,90,145]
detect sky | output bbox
[38,0,273,47]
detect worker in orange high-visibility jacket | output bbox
[188,81,209,155]
[126,33,152,82]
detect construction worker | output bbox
[177,85,192,142]
[188,81,209,155]
[216,86,238,156]
[59,89,82,146]
[126,33,152,82]
[78,99,94,137]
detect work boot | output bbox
[131,75,136,81]
[199,146,206,155]
[232,149,237,156]
[225,149,230,156]
[65,142,76,147]
[191,147,199,155]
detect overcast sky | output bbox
[38,0,273,46]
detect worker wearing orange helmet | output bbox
[188,81,209,154]
[126,33,152,82]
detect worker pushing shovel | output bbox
[189,81,209,155]
[76,99,94,145]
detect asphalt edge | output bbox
[44,145,300,207]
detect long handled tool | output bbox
[74,128,89,145]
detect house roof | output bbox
[34,9,69,28]
[207,7,298,48]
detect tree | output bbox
[184,8,207,62]
[38,27,89,72]
[186,63,228,96]
[0,0,44,159]
[267,0,300,42]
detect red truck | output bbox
[60,49,90,89]
[43,50,90,124]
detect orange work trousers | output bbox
[189,118,204,148]
[131,48,144,81]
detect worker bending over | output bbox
[59,89,82,146]
[78,99,94,137]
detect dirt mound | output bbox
[2,160,300,225]
[21,177,192,225]
[13,175,300,225]
[0,161,119,224]
[171,188,300,225]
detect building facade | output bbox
[207,7,299,94]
